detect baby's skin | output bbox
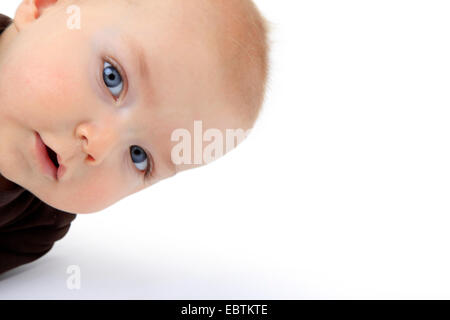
[0,0,268,214]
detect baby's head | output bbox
[0,0,269,213]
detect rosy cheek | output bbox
[26,63,75,116]
[0,56,65,127]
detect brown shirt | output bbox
[0,14,77,275]
[0,13,10,34]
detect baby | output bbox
[0,0,269,214]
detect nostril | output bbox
[86,155,95,162]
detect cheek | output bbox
[4,47,87,127]
[24,58,77,118]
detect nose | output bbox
[75,122,118,165]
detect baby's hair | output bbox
[209,0,271,127]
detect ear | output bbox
[14,0,59,31]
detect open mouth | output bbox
[45,144,59,168]
[34,131,65,180]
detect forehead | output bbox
[115,1,234,119]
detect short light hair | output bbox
[211,0,271,127]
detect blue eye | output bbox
[103,61,123,98]
[130,145,152,178]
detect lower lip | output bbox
[34,131,65,181]
[57,164,66,180]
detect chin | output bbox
[52,203,103,214]
[36,195,95,214]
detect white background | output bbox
[1,0,450,299]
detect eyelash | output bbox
[101,56,153,182]
[140,151,153,182]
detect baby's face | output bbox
[0,0,249,213]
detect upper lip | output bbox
[45,143,61,166]
[42,139,65,167]
[57,154,63,166]
[35,132,67,179]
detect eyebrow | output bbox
[119,33,151,90]
[118,34,177,183]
